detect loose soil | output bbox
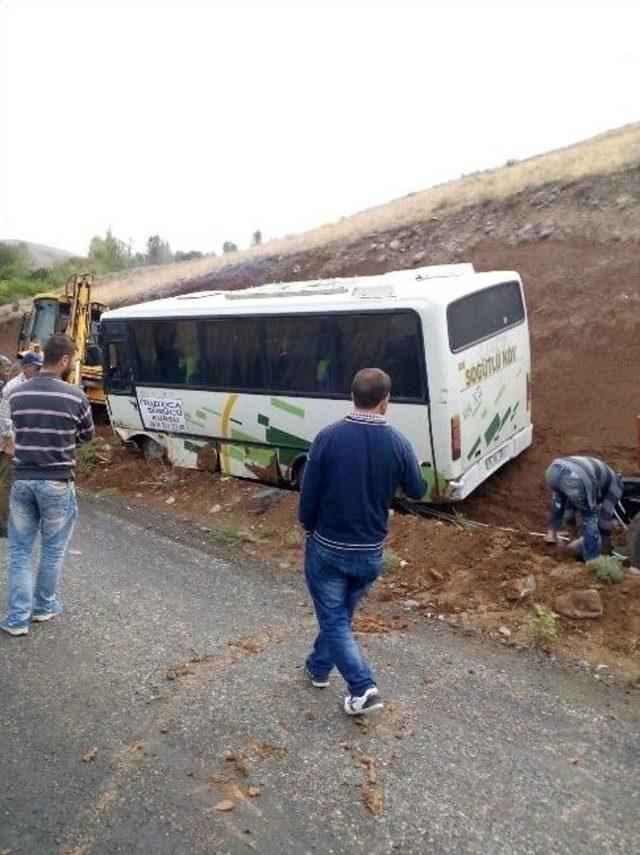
[80,433,640,679]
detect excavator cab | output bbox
[18,297,69,352]
[16,274,109,405]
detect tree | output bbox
[222,241,238,254]
[0,241,32,277]
[88,228,133,272]
[251,230,262,246]
[175,250,203,262]
[145,235,173,266]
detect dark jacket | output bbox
[299,413,425,551]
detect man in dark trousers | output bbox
[299,368,425,716]
[0,335,94,636]
[544,455,624,561]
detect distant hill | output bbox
[1,240,76,268]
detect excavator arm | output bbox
[65,274,93,386]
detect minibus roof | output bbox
[102,265,522,320]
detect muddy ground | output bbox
[79,432,640,680]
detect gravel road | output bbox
[0,497,638,854]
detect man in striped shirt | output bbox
[544,456,624,562]
[1,335,94,636]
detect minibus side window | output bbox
[333,312,424,400]
[263,316,331,394]
[201,318,263,389]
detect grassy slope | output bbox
[93,121,640,306]
[1,121,637,321]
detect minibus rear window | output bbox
[447,282,525,353]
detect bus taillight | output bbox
[526,372,531,410]
[451,415,461,461]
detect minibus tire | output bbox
[135,435,165,462]
[292,457,307,489]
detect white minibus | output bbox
[101,264,532,501]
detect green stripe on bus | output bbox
[480,407,488,419]
[484,413,501,445]
[500,406,512,428]
[494,383,506,405]
[266,426,310,466]
[195,410,206,420]
[271,398,305,418]
[467,437,482,460]
[186,415,205,427]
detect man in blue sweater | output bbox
[299,368,425,715]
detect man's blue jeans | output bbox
[5,480,78,627]
[304,537,382,696]
[545,463,599,561]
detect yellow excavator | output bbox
[17,274,109,406]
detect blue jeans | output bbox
[304,537,382,696]
[545,463,599,561]
[5,480,78,626]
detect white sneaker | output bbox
[343,687,383,716]
[305,666,330,688]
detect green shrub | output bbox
[75,438,105,473]
[211,522,246,547]
[588,555,623,584]
[284,530,304,548]
[453,511,473,531]
[528,603,558,643]
[381,548,401,576]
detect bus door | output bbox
[101,323,142,429]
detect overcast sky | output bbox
[1,0,638,257]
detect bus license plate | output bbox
[485,446,508,471]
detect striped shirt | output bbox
[553,456,623,535]
[8,372,95,480]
